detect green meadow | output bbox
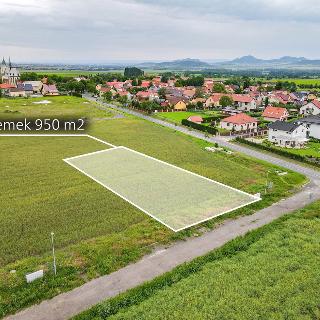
[0,96,306,317]
[76,201,320,320]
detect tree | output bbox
[117,95,128,104]
[195,87,204,98]
[158,87,167,99]
[102,91,112,101]
[124,67,144,78]
[20,72,39,81]
[219,95,233,108]
[140,101,160,113]
[132,78,138,86]
[87,82,98,94]
[212,83,226,93]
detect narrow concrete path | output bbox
[5,97,320,320]
[6,180,320,320]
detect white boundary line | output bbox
[0,133,116,148]
[63,157,177,232]
[64,146,261,232]
[1,133,261,232]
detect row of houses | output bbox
[0,81,59,97]
[97,77,320,115]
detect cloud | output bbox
[0,0,319,62]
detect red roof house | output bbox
[220,113,258,132]
[187,116,203,123]
[262,106,289,122]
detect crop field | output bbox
[76,201,320,320]
[0,96,306,317]
[266,78,320,85]
[21,70,123,77]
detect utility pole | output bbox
[51,232,57,276]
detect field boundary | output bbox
[1,133,260,232]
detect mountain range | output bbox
[134,56,320,70]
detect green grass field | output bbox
[75,201,320,320]
[155,110,222,124]
[0,96,113,119]
[21,70,123,77]
[0,96,306,317]
[264,141,320,158]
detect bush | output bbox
[181,119,217,135]
[235,138,320,167]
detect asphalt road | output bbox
[5,97,320,320]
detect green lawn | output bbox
[75,201,320,320]
[263,141,320,158]
[0,96,113,119]
[0,96,306,317]
[155,110,222,124]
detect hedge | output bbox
[235,137,320,167]
[181,119,217,135]
[72,214,292,320]
[201,116,224,123]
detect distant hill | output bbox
[218,55,320,69]
[136,58,211,70]
[133,56,320,71]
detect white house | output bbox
[295,116,320,140]
[220,113,258,132]
[23,81,43,94]
[268,121,308,148]
[300,100,320,116]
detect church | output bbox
[1,57,20,86]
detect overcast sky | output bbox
[1,0,320,63]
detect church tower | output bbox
[0,57,6,75]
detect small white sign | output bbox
[26,270,44,283]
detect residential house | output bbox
[300,100,320,116]
[262,106,289,122]
[136,90,158,101]
[118,90,132,101]
[232,94,257,111]
[295,115,320,140]
[17,83,33,96]
[0,83,15,95]
[268,121,308,148]
[205,93,224,108]
[141,80,151,88]
[187,116,203,123]
[166,96,188,111]
[308,93,317,101]
[8,88,26,97]
[42,84,59,96]
[182,88,196,99]
[289,92,307,103]
[220,113,258,132]
[23,81,43,94]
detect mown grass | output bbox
[0,96,113,120]
[74,201,320,320]
[0,96,307,317]
[269,141,320,158]
[155,110,222,124]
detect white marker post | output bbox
[51,232,57,276]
